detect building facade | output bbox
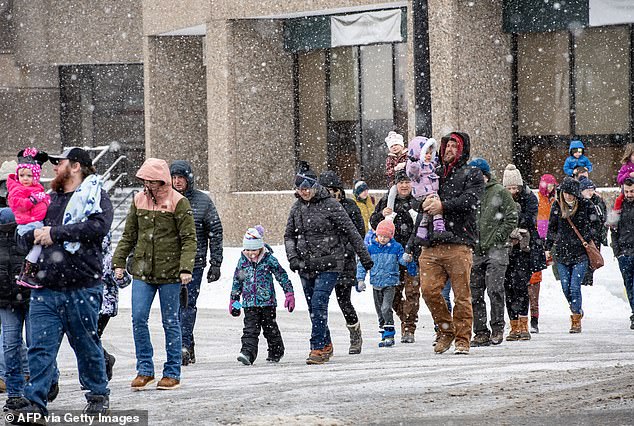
[0,0,631,244]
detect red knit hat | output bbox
[376,219,395,239]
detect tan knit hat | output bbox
[0,160,17,181]
[502,164,523,187]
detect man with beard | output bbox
[611,178,634,330]
[13,147,113,418]
[418,132,484,355]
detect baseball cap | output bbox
[49,147,93,167]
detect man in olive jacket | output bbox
[113,158,196,391]
[468,158,518,346]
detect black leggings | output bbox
[97,315,110,338]
[335,283,359,326]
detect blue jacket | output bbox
[563,140,593,176]
[356,231,408,288]
[231,248,293,308]
[20,188,113,290]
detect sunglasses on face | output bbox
[294,174,317,189]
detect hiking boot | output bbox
[454,344,470,355]
[401,332,415,344]
[322,343,333,361]
[518,316,531,340]
[104,350,115,381]
[3,396,30,412]
[434,334,455,354]
[83,394,109,415]
[347,322,363,354]
[470,333,491,347]
[6,400,46,425]
[491,329,504,345]
[306,349,328,365]
[189,343,196,364]
[130,375,155,391]
[506,319,521,341]
[47,382,59,402]
[157,377,181,390]
[182,347,192,366]
[530,317,539,334]
[237,353,253,365]
[570,313,582,333]
[266,354,283,363]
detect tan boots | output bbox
[570,313,583,333]
[506,317,531,341]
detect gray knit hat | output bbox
[503,164,523,187]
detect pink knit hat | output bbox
[376,220,395,239]
[16,147,48,184]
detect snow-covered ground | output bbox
[47,246,634,425]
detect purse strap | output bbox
[566,216,588,247]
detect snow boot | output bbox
[470,333,491,347]
[434,333,454,354]
[347,322,362,354]
[518,316,531,340]
[306,348,329,365]
[506,319,521,341]
[569,313,582,333]
[237,352,253,365]
[630,314,634,330]
[323,343,333,361]
[491,329,504,345]
[379,327,395,347]
[530,317,539,334]
[104,349,115,381]
[189,343,196,364]
[401,332,415,344]
[181,347,192,366]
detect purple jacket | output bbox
[406,137,440,200]
[617,161,634,186]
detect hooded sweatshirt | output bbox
[170,160,223,270]
[112,158,197,284]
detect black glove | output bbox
[207,266,221,283]
[288,258,304,273]
[180,286,188,310]
[362,259,374,271]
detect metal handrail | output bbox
[111,189,139,233]
[101,155,127,182]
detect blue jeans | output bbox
[179,267,204,348]
[617,255,634,315]
[131,279,182,380]
[0,306,30,397]
[25,287,108,412]
[300,272,339,350]
[442,280,452,313]
[557,261,587,314]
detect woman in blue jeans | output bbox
[545,177,596,333]
[112,159,196,390]
[284,163,373,365]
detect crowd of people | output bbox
[0,132,632,422]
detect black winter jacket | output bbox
[0,222,29,308]
[611,198,634,257]
[370,193,419,248]
[284,186,372,277]
[434,132,485,248]
[339,197,365,284]
[170,160,223,270]
[545,196,596,265]
[20,188,113,290]
[512,185,546,273]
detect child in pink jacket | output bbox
[7,147,50,288]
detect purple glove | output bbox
[284,292,295,313]
[229,299,241,317]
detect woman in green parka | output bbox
[112,158,196,391]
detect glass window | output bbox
[517,32,570,136]
[297,51,328,171]
[59,64,145,178]
[575,26,630,135]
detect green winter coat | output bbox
[475,177,518,256]
[112,158,197,284]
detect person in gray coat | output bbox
[170,160,223,366]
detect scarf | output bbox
[63,174,103,253]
